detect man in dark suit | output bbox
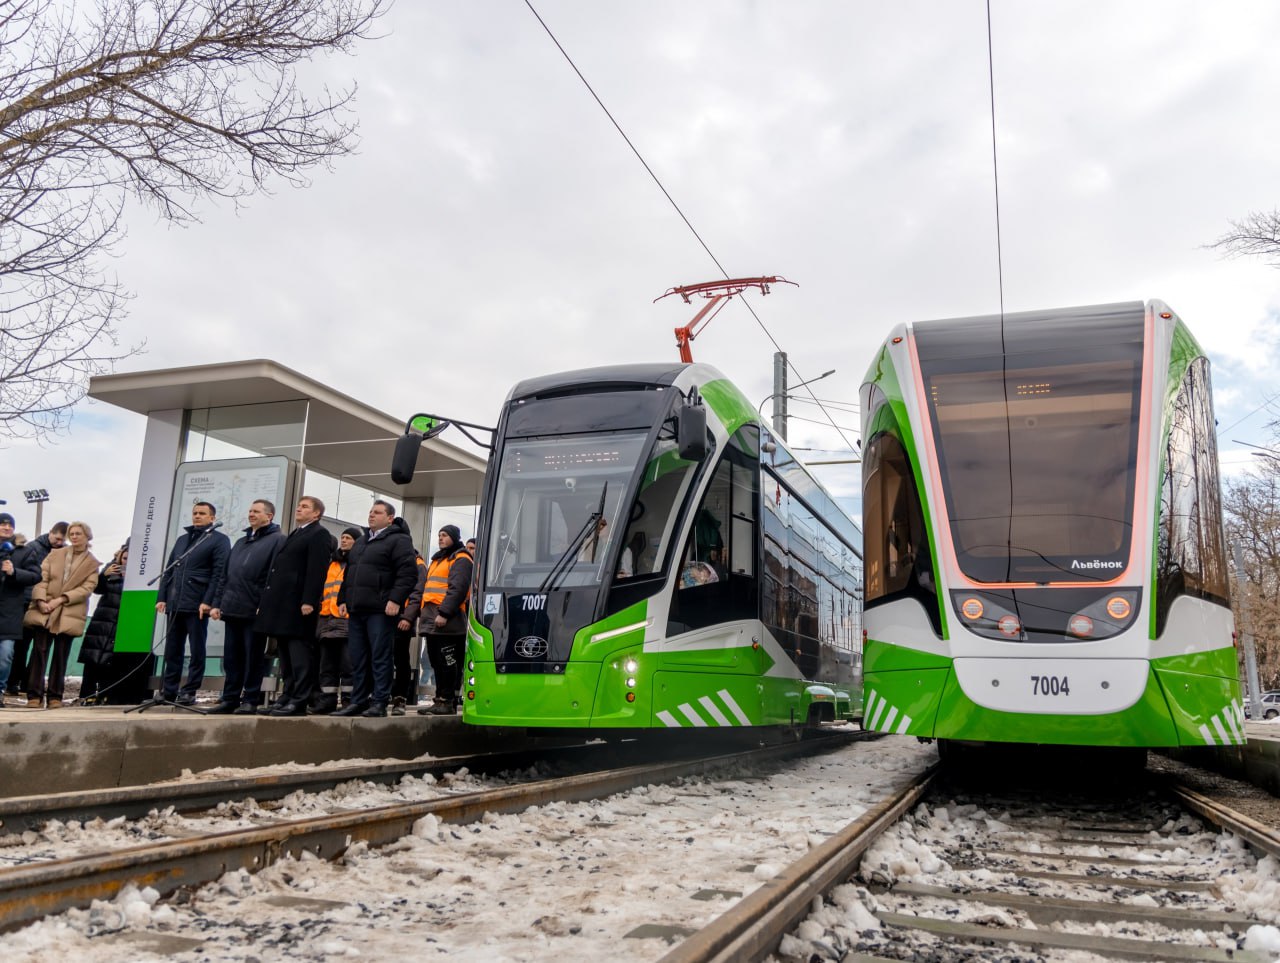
[156,502,231,704]
[254,495,334,716]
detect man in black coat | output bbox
[208,500,285,714]
[156,502,231,705]
[5,521,67,697]
[254,495,334,716]
[336,499,418,717]
[1,512,43,699]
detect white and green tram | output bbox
[403,363,864,731]
[860,300,1243,748]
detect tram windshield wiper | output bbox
[539,483,608,594]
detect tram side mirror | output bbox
[391,432,423,484]
[678,405,708,461]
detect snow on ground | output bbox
[0,765,541,868]
[7,737,936,962]
[776,788,1280,963]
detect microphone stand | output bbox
[126,527,221,715]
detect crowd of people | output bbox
[0,496,474,718]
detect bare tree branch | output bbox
[1224,463,1280,690]
[0,0,388,441]
[1207,210,1280,269]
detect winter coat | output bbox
[217,523,285,619]
[29,547,101,637]
[19,534,56,604]
[400,555,428,633]
[422,544,473,636]
[157,525,231,613]
[79,563,124,665]
[0,541,42,639]
[254,523,334,638]
[337,518,418,616]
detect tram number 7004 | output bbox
[1031,674,1070,697]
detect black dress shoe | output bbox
[269,702,306,717]
[307,703,335,716]
[175,693,197,706]
[361,703,388,718]
[233,703,259,715]
[205,701,239,714]
[333,702,368,717]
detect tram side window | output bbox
[668,432,759,631]
[862,426,941,633]
[1156,357,1230,633]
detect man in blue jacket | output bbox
[207,499,285,714]
[155,502,231,705]
[0,512,43,699]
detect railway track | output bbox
[8,737,1273,962]
[0,729,866,934]
[0,740,672,832]
[751,759,1280,963]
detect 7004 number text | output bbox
[1030,675,1070,696]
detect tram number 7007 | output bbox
[1030,674,1070,697]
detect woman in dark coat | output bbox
[79,541,128,704]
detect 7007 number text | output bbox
[1030,674,1070,696]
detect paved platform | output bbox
[0,703,545,797]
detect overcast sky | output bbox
[4,0,1280,553]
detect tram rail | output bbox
[701,767,1279,963]
[0,730,862,933]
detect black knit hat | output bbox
[439,524,462,546]
[342,526,363,541]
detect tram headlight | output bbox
[996,615,1021,637]
[468,660,475,671]
[623,658,638,674]
[1105,597,1131,620]
[1067,615,1094,638]
[960,598,984,620]
[626,677,636,688]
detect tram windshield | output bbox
[484,432,649,589]
[915,305,1145,584]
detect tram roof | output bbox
[511,362,695,400]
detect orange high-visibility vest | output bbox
[405,554,427,607]
[320,560,346,618]
[424,549,472,611]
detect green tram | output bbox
[396,363,863,731]
[860,300,1243,748]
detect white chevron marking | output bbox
[718,689,752,726]
[882,706,899,733]
[679,703,708,727]
[698,696,732,726]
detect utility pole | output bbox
[1232,541,1264,723]
[772,351,788,441]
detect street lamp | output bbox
[757,368,836,440]
[24,489,49,535]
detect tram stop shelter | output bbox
[86,359,487,701]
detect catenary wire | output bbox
[522,1,859,454]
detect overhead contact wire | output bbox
[523,0,859,455]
